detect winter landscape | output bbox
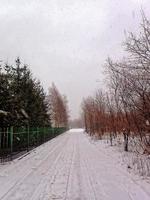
[0,129,149,200]
[0,0,150,200]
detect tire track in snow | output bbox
[48,136,75,200]
[0,133,69,200]
[30,144,67,200]
[30,134,75,200]
[66,132,87,200]
[0,132,68,174]
[67,132,98,200]
[64,134,76,200]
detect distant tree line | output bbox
[82,12,150,154]
[0,58,69,129]
[69,118,84,129]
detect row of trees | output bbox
[82,12,150,153]
[48,83,69,128]
[0,58,69,129]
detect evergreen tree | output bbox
[0,58,51,128]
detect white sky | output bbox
[0,0,149,119]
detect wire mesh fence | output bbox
[0,126,67,162]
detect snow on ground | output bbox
[0,129,149,200]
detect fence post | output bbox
[0,128,1,149]
[6,127,9,148]
[37,127,39,146]
[10,126,13,160]
[43,127,45,143]
[27,126,29,152]
[52,127,54,138]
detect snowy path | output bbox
[0,129,149,200]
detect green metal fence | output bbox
[0,126,67,162]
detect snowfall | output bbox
[0,129,150,200]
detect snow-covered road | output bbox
[0,129,149,200]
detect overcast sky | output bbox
[0,0,149,119]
